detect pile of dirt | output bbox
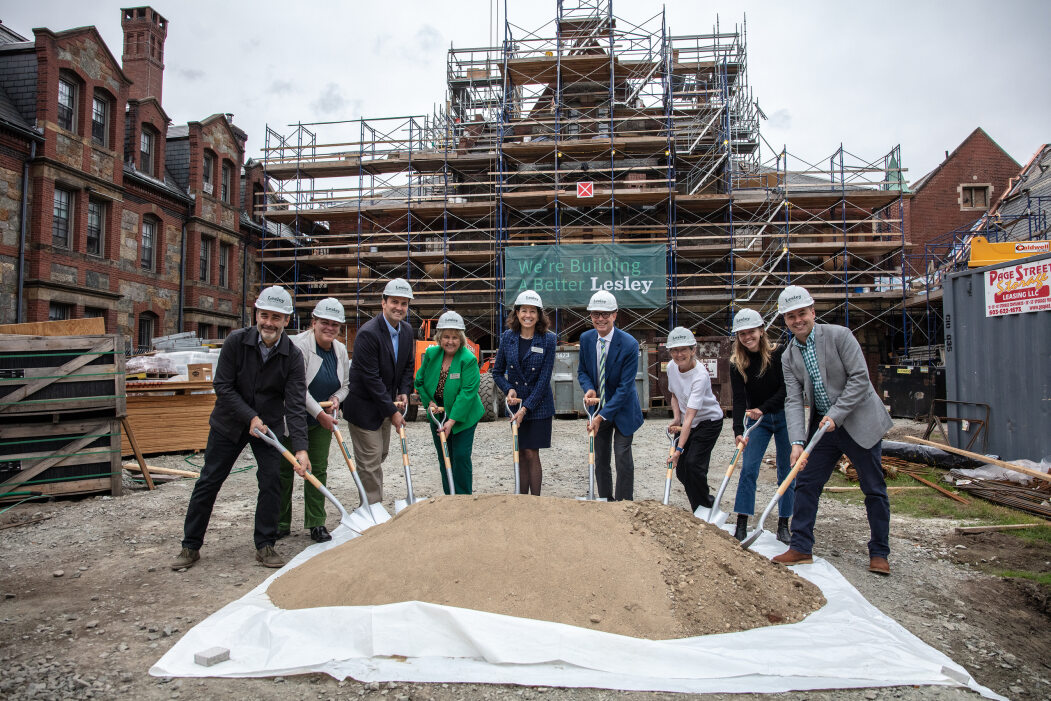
[267,495,826,639]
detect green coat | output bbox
[414,344,484,434]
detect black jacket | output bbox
[730,344,787,437]
[209,327,309,452]
[345,313,415,431]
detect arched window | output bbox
[57,72,80,133]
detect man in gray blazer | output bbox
[773,285,894,575]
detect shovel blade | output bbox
[394,496,427,514]
[342,502,390,533]
[691,504,728,526]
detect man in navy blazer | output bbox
[344,278,416,503]
[577,290,645,500]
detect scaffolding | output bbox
[259,0,907,354]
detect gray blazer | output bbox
[291,329,350,421]
[782,323,892,449]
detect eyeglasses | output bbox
[590,312,613,320]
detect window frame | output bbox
[91,93,109,147]
[221,161,232,203]
[52,188,73,249]
[140,127,155,176]
[218,242,231,288]
[199,236,212,283]
[140,217,157,270]
[57,77,77,132]
[202,150,215,194]
[86,199,105,257]
[137,312,157,351]
[960,184,992,211]
[48,302,72,321]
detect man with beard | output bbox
[170,286,310,570]
[344,277,415,504]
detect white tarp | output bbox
[151,523,1002,699]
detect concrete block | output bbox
[193,646,230,667]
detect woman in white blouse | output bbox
[666,326,724,512]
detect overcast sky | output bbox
[4,0,1048,182]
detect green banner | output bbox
[504,244,667,308]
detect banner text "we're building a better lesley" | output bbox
[504,244,666,308]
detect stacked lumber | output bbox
[0,334,125,500]
[122,381,215,455]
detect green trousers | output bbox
[429,423,476,495]
[279,423,332,530]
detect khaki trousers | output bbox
[348,419,391,504]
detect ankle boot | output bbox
[776,517,791,544]
[734,514,748,541]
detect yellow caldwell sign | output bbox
[969,235,1050,268]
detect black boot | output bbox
[734,514,748,542]
[776,517,791,545]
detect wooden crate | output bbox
[0,335,126,419]
[123,381,216,455]
[0,318,106,336]
[0,416,122,500]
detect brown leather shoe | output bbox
[868,556,890,575]
[771,548,813,566]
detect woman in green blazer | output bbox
[414,310,484,494]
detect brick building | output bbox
[0,7,263,348]
[903,127,1019,268]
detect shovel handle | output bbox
[776,423,829,497]
[253,427,314,481]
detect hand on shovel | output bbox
[667,425,682,467]
[583,394,601,433]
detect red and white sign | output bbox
[984,259,1051,317]
[576,181,593,198]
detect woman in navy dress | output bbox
[493,290,557,495]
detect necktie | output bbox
[598,338,607,409]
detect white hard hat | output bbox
[382,277,414,300]
[586,290,618,312]
[312,297,345,324]
[435,310,465,331]
[777,285,815,315]
[254,285,293,315]
[513,289,543,308]
[731,308,764,334]
[666,326,696,349]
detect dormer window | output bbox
[140,128,155,176]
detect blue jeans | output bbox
[733,410,794,517]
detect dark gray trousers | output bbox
[594,420,635,501]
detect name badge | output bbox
[531,346,544,354]
[449,373,461,379]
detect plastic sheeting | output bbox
[882,440,988,470]
[151,522,1003,699]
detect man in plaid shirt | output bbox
[773,286,894,576]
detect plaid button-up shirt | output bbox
[793,330,832,416]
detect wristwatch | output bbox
[675,446,684,453]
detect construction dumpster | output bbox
[551,343,650,415]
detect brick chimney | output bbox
[121,6,168,104]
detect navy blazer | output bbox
[577,327,644,435]
[493,329,556,420]
[345,313,415,431]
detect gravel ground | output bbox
[1,416,1048,700]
